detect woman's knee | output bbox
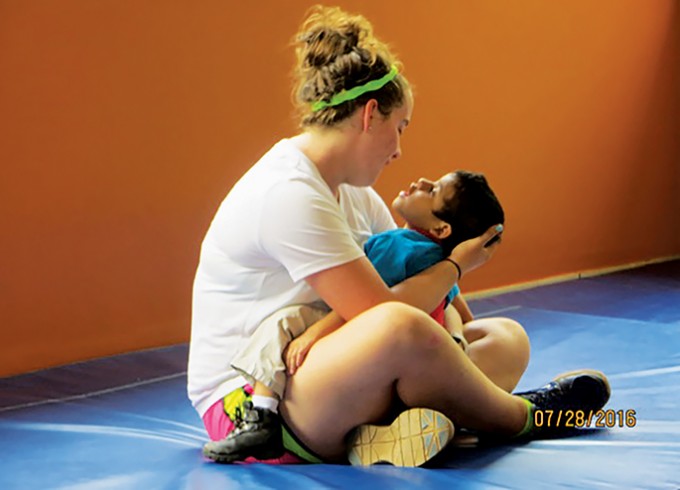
[468,317,528,344]
[498,318,530,346]
[366,302,445,351]
[467,317,531,365]
[464,318,530,391]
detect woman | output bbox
[189,5,609,466]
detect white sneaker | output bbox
[347,408,455,467]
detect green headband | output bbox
[311,65,399,112]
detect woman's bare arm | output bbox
[306,224,503,321]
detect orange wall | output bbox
[1,1,678,376]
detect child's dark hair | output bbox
[433,170,505,255]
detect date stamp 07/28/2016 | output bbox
[533,409,637,428]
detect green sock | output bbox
[515,398,536,437]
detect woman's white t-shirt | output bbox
[188,138,396,415]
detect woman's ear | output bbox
[430,222,452,240]
[361,99,379,132]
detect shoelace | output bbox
[232,405,245,429]
[527,381,562,407]
[231,402,261,433]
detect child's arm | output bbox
[284,310,345,375]
[451,294,474,324]
[444,303,464,338]
[445,296,473,352]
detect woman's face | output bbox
[354,89,413,187]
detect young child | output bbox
[203,169,505,463]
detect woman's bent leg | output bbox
[280,302,528,461]
[464,318,531,392]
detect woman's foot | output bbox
[347,408,455,467]
[514,369,611,438]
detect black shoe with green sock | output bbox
[513,369,611,438]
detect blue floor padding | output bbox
[0,345,188,410]
[1,260,679,489]
[473,260,680,324]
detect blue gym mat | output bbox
[1,260,679,489]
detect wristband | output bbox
[443,258,462,281]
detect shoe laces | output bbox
[233,405,245,428]
[232,401,260,430]
[521,381,562,409]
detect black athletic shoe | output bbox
[202,401,284,463]
[515,369,611,437]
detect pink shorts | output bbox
[202,386,305,465]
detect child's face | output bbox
[392,172,458,232]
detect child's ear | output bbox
[430,222,451,240]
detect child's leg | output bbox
[205,303,329,463]
[201,386,305,465]
[251,381,281,413]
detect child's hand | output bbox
[449,224,503,277]
[283,334,316,375]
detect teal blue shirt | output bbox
[364,228,460,305]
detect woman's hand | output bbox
[449,224,504,277]
[283,332,317,375]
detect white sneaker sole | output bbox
[347,408,455,467]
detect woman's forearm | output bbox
[307,256,457,321]
[306,226,501,321]
[389,260,459,313]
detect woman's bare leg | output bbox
[280,302,528,461]
[464,318,531,392]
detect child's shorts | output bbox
[231,303,330,399]
[202,384,325,464]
